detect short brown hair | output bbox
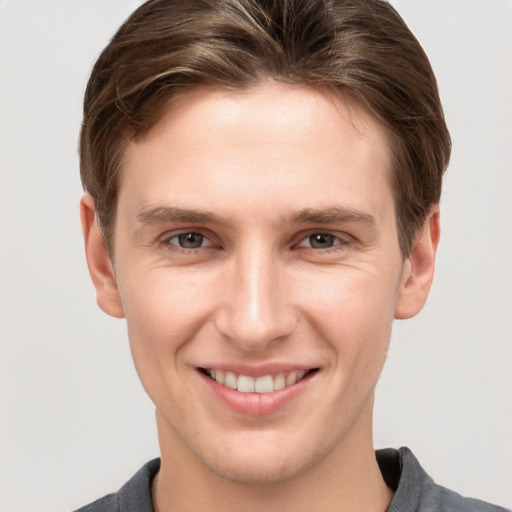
[80,0,451,257]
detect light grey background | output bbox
[0,1,510,511]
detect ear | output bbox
[394,208,440,319]
[80,195,125,318]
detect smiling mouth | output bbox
[199,368,318,394]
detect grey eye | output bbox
[175,232,205,248]
[307,233,337,249]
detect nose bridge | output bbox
[241,246,275,328]
[216,242,296,350]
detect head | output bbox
[80,0,450,259]
[79,0,450,489]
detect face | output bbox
[83,83,436,484]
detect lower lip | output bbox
[199,371,315,416]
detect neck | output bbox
[152,403,393,512]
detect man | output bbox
[76,0,507,511]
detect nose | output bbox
[214,246,297,352]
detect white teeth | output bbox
[224,371,237,389]
[273,373,285,391]
[255,375,274,393]
[237,375,255,393]
[285,371,297,386]
[207,368,311,393]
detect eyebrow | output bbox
[137,206,233,227]
[289,207,376,227]
[137,205,376,228]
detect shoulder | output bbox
[73,493,118,512]
[377,447,509,512]
[72,458,160,512]
[435,486,510,512]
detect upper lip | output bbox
[197,363,319,378]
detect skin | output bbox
[81,83,439,512]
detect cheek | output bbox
[295,268,398,363]
[298,264,398,316]
[118,268,217,376]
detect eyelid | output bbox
[295,230,353,248]
[160,229,217,249]
[157,228,354,252]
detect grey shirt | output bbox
[74,447,508,512]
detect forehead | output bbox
[120,83,394,222]
[131,83,390,162]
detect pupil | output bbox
[310,233,334,249]
[178,232,203,248]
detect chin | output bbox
[187,430,329,485]
[200,453,306,485]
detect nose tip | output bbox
[216,301,297,352]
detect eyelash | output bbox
[160,230,352,254]
[295,232,351,251]
[161,231,213,251]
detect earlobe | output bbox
[80,195,125,319]
[394,209,440,320]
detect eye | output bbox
[297,233,345,250]
[166,232,210,249]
